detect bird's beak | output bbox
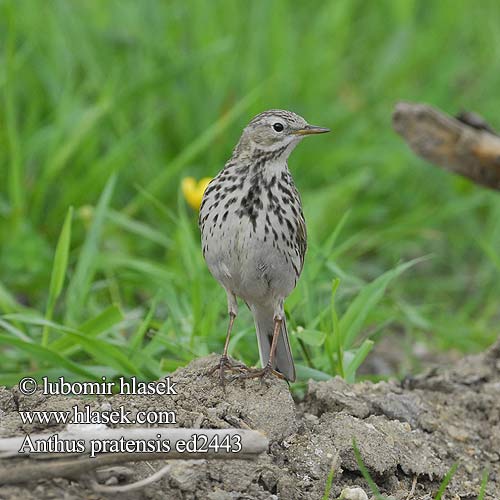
[292,124,331,135]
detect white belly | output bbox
[202,211,298,305]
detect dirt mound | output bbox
[1,341,499,499]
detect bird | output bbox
[199,109,329,383]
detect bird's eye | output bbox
[273,122,284,132]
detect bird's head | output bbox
[234,109,329,159]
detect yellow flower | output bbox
[181,176,212,211]
[77,204,94,229]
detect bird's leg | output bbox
[267,316,282,369]
[207,293,250,386]
[221,312,235,358]
[240,315,285,381]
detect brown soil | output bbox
[1,341,499,499]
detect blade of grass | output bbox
[352,438,388,500]
[65,174,116,324]
[32,100,111,220]
[159,358,187,373]
[3,19,24,223]
[53,329,142,376]
[106,209,171,249]
[434,463,458,500]
[0,282,32,314]
[344,339,374,383]
[79,305,124,336]
[50,304,124,352]
[295,364,333,381]
[329,277,343,377]
[479,240,500,273]
[5,313,140,376]
[42,206,73,346]
[100,255,175,283]
[130,298,157,357]
[0,333,99,380]
[294,328,326,347]
[307,211,350,281]
[0,318,32,342]
[131,183,174,221]
[341,257,426,350]
[321,463,336,500]
[477,468,489,500]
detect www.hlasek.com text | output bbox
[19,404,176,426]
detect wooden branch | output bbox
[392,101,500,190]
[0,427,268,485]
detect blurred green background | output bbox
[1,0,499,386]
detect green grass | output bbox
[435,463,459,500]
[1,0,500,386]
[351,438,386,499]
[321,463,336,500]
[478,469,489,500]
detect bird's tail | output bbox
[252,305,296,382]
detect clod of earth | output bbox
[1,341,499,499]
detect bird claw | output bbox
[238,364,285,382]
[207,356,251,387]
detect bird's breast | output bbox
[200,161,305,298]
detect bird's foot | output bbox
[207,356,251,387]
[238,363,285,382]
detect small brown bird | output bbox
[199,110,329,383]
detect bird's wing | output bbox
[198,176,219,229]
[296,211,307,272]
[289,182,307,273]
